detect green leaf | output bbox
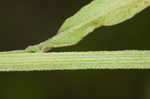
[25,0,150,52]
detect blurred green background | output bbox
[0,0,150,99]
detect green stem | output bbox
[0,50,150,71]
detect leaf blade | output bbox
[26,0,150,52]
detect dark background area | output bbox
[0,0,150,99]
